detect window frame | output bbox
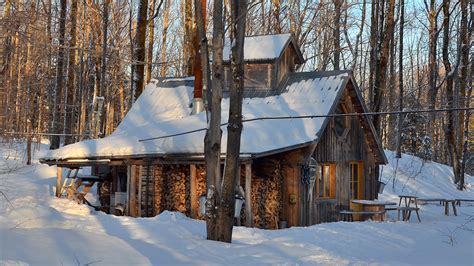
[350,161,364,200]
[333,103,351,139]
[315,163,336,199]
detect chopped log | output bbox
[55,167,62,197]
[190,164,198,218]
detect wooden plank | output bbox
[190,164,198,218]
[285,166,300,227]
[55,167,62,197]
[245,163,252,227]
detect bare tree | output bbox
[395,0,404,159]
[372,0,396,135]
[333,0,342,70]
[50,0,67,149]
[132,0,149,100]
[457,0,470,189]
[64,0,79,145]
[216,0,247,243]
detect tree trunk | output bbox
[65,0,79,145]
[146,0,156,83]
[372,0,395,135]
[441,0,460,186]
[132,0,149,100]
[204,0,224,241]
[395,0,404,158]
[214,0,247,243]
[159,0,171,77]
[427,0,440,160]
[368,0,379,111]
[333,0,342,70]
[457,0,469,189]
[50,0,67,149]
[184,0,194,75]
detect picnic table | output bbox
[416,198,446,205]
[416,197,458,216]
[397,195,421,222]
[455,199,474,206]
[349,200,397,221]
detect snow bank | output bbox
[379,150,474,201]
[2,143,473,265]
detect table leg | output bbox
[399,197,402,206]
[415,209,421,222]
[444,201,449,216]
[451,201,457,216]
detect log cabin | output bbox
[40,33,387,229]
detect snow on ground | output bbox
[1,142,473,265]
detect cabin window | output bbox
[316,164,335,198]
[334,104,350,138]
[350,162,364,199]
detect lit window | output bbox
[316,164,335,198]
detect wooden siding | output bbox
[276,45,296,85]
[224,63,274,89]
[308,89,379,224]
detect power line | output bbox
[2,132,88,137]
[138,107,473,142]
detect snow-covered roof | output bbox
[42,72,354,161]
[223,33,303,63]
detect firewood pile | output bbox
[246,163,283,229]
[158,165,189,213]
[195,165,207,220]
[153,166,163,214]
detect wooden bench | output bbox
[455,199,474,206]
[397,206,421,222]
[339,210,386,222]
[417,198,446,205]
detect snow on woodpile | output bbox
[43,72,348,160]
[223,33,292,61]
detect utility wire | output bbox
[138,107,473,142]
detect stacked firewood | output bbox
[153,165,163,214]
[161,165,188,213]
[250,163,283,229]
[195,165,207,220]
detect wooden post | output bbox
[55,167,63,197]
[190,164,198,218]
[129,165,137,217]
[137,166,142,217]
[245,163,252,227]
[125,165,131,216]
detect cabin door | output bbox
[349,162,364,219]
